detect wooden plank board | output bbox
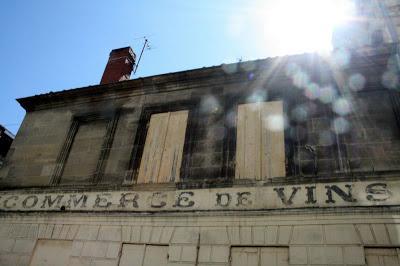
[244,103,261,180]
[235,104,246,179]
[235,101,285,181]
[261,101,285,179]
[158,110,188,183]
[137,112,170,184]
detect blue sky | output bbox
[0,0,347,134]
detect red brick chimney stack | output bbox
[100,47,136,84]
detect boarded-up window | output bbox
[137,110,188,183]
[231,247,289,266]
[235,101,285,180]
[30,240,72,266]
[119,244,168,266]
[61,120,108,184]
[365,248,400,266]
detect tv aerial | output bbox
[133,36,153,75]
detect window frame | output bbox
[125,100,199,184]
[50,110,120,185]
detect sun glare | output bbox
[251,0,354,55]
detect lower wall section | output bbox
[0,212,400,265]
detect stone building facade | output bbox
[1,1,400,266]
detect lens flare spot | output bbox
[319,86,337,104]
[248,90,267,103]
[291,105,308,122]
[200,96,220,114]
[333,98,352,116]
[304,82,320,100]
[222,63,238,74]
[332,48,350,68]
[332,117,350,134]
[382,70,399,89]
[293,70,310,88]
[348,73,366,91]
[265,114,286,132]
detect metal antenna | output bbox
[133,37,151,75]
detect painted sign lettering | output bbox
[0,181,398,212]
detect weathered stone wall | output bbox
[0,212,399,265]
[0,47,399,187]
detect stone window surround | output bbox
[50,110,120,186]
[125,99,199,184]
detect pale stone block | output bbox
[59,225,70,239]
[200,227,229,244]
[181,245,197,262]
[67,225,79,240]
[119,244,145,266]
[343,246,364,265]
[30,240,73,265]
[289,246,307,265]
[140,226,152,243]
[198,264,227,266]
[0,239,14,253]
[160,227,174,244]
[76,225,99,240]
[309,246,345,265]
[17,255,31,266]
[171,227,199,244]
[0,254,19,266]
[81,241,108,258]
[167,263,195,266]
[356,224,375,244]
[227,227,240,245]
[278,226,292,245]
[309,246,326,264]
[68,257,92,266]
[44,224,55,239]
[150,227,163,243]
[121,226,131,242]
[0,224,9,238]
[131,226,141,242]
[291,225,323,244]
[13,239,36,254]
[252,226,266,245]
[37,224,47,238]
[239,227,252,245]
[198,245,212,262]
[386,224,400,245]
[106,242,120,259]
[71,241,84,257]
[98,226,122,242]
[168,245,182,261]
[92,259,118,266]
[52,224,63,239]
[373,224,390,244]
[324,225,360,244]
[325,246,343,265]
[0,224,11,238]
[10,224,37,239]
[210,245,230,263]
[266,226,278,244]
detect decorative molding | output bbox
[50,111,120,185]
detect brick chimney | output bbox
[100,47,136,84]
